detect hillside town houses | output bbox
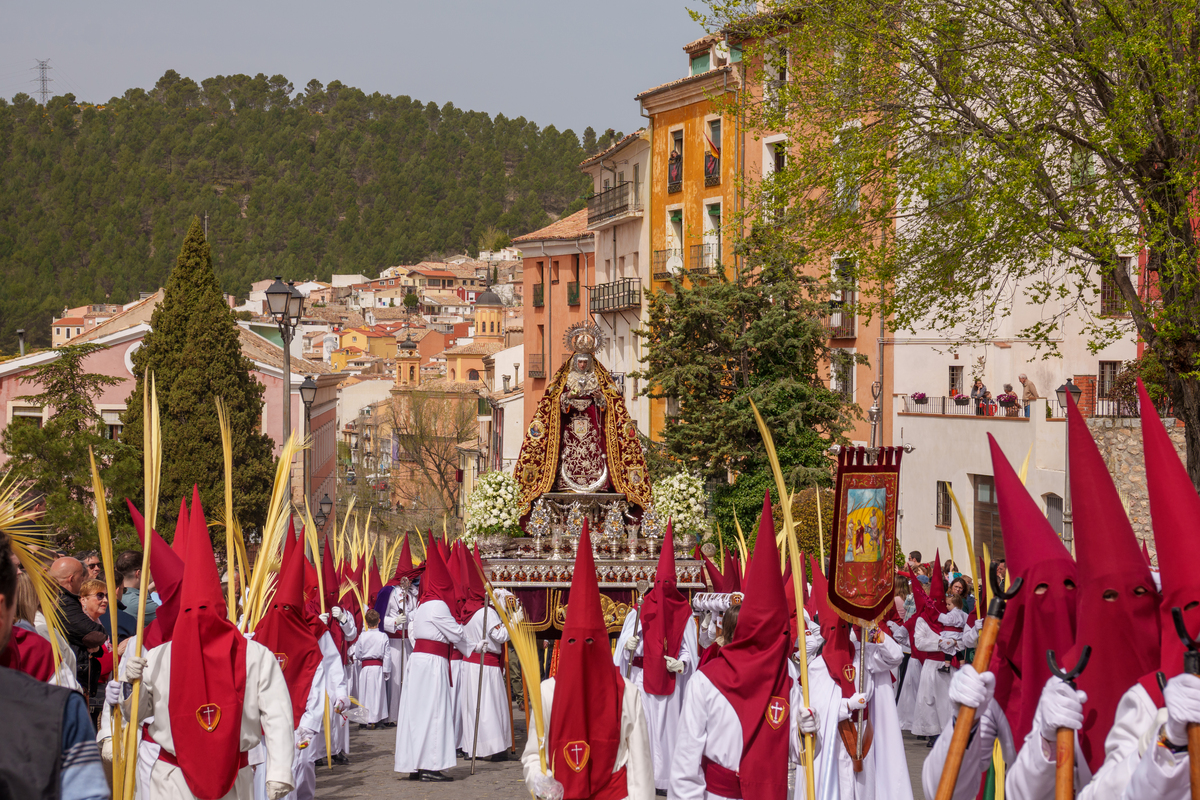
[18,29,1153,562]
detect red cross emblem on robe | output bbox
[563,741,591,772]
[196,703,222,732]
[765,696,789,730]
[274,652,289,670]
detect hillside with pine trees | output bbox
[0,71,623,351]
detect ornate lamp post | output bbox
[299,374,318,515]
[1055,378,1083,548]
[265,277,305,441]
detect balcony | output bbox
[705,155,720,187]
[587,181,642,228]
[824,301,856,339]
[567,281,580,306]
[689,242,719,275]
[528,353,546,379]
[589,278,642,314]
[533,283,544,307]
[653,249,682,281]
[667,153,683,195]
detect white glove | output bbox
[393,612,407,628]
[509,607,525,626]
[266,781,292,800]
[839,692,868,721]
[529,770,565,800]
[948,665,995,710]
[939,638,959,655]
[701,611,712,630]
[331,606,346,623]
[100,738,113,764]
[664,656,686,674]
[105,680,123,706]
[332,695,348,714]
[319,612,330,624]
[624,635,640,653]
[125,656,147,682]
[1037,677,1087,743]
[476,641,488,653]
[1164,673,1200,745]
[797,706,820,735]
[297,727,317,749]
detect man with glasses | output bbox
[48,557,106,695]
[74,551,102,580]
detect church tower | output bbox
[473,287,505,345]
[395,330,421,387]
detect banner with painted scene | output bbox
[827,446,904,625]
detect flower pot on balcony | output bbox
[998,400,1017,408]
[954,396,971,406]
[913,397,928,405]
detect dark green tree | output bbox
[636,237,861,537]
[0,343,128,548]
[117,218,276,534]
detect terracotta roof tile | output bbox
[580,130,646,168]
[238,327,335,375]
[635,65,733,101]
[441,341,505,357]
[511,209,594,244]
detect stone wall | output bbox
[1085,416,1187,564]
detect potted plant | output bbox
[911,392,928,405]
[650,472,709,553]
[953,392,971,406]
[997,392,1018,407]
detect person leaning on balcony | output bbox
[982,391,998,417]
[970,379,988,416]
[1019,373,1039,418]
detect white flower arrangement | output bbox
[464,471,523,542]
[650,472,709,539]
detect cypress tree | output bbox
[119,217,275,534]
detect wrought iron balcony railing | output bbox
[528,353,546,379]
[589,278,642,314]
[689,242,719,275]
[653,249,682,281]
[586,182,642,226]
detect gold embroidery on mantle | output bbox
[552,592,633,633]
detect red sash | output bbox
[589,766,629,800]
[702,756,742,798]
[386,630,407,640]
[413,638,455,686]
[630,656,644,670]
[464,652,502,668]
[144,728,249,771]
[451,650,463,662]
[361,658,383,668]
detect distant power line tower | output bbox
[32,60,52,105]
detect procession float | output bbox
[476,321,705,640]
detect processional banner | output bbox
[826,446,903,625]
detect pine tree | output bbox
[118,217,276,534]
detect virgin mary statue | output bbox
[514,322,650,521]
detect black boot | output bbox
[420,770,454,782]
[331,752,350,765]
[488,752,509,762]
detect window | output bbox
[690,52,711,75]
[666,397,681,418]
[705,120,721,186]
[55,327,60,337]
[1069,145,1097,187]
[834,127,861,213]
[971,475,1003,560]
[633,163,641,200]
[936,481,953,527]
[1100,257,1133,316]
[766,46,788,110]
[668,131,684,193]
[1045,493,1064,536]
[949,365,964,396]
[831,350,854,401]
[468,369,480,381]
[12,406,43,429]
[1098,361,1121,398]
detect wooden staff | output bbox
[89,446,124,799]
[1170,607,1200,800]
[934,573,1024,800]
[504,645,517,754]
[624,580,650,679]
[470,592,491,774]
[1046,647,1092,800]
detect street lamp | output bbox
[319,493,333,519]
[266,277,305,447]
[299,374,318,522]
[1055,379,1082,548]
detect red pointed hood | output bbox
[169,486,249,800]
[171,496,190,557]
[1063,392,1161,770]
[987,434,1078,743]
[699,492,792,800]
[417,532,456,608]
[319,542,348,663]
[1137,379,1200,698]
[367,557,383,607]
[640,521,691,696]
[456,543,486,623]
[126,499,186,647]
[253,512,322,729]
[929,548,948,615]
[388,535,423,585]
[547,520,625,798]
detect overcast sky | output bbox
[0,1,707,136]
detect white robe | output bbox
[520,676,655,800]
[327,613,357,757]
[911,619,953,737]
[350,628,392,724]
[795,636,912,800]
[457,605,513,757]
[1076,683,1163,799]
[896,658,923,732]
[670,667,807,800]
[124,639,296,800]
[921,697,1017,800]
[613,608,700,792]
[381,585,418,724]
[392,598,472,773]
